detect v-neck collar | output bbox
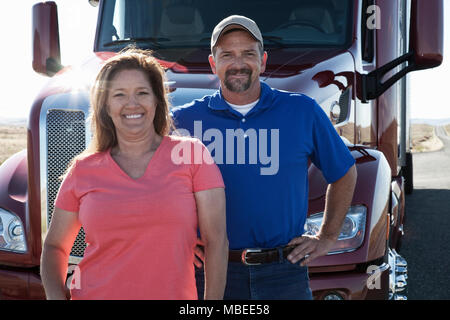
[107,135,168,181]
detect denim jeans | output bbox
[196,251,313,300]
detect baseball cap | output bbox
[211,15,263,51]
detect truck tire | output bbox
[402,152,413,195]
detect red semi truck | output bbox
[0,0,443,299]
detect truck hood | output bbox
[39,47,352,102]
[166,46,354,110]
[163,47,352,95]
[156,46,347,76]
[34,52,116,99]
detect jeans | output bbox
[196,253,313,300]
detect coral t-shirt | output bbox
[54,135,224,300]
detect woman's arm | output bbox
[195,187,228,300]
[40,207,81,300]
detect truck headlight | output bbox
[0,208,27,253]
[304,205,366,254]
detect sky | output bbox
[0,0,98,119]
[0,1,449,120]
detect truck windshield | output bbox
[97,0,352,52]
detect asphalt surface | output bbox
[401,126,450,300]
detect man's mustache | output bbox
[225,69,252,77]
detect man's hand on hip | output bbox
[287,165,357,266]
[287,234,337,266]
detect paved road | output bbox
[401,126,450,299]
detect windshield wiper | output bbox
[103,35,289,50]
[262,35,287,47]
[103,37,170,48]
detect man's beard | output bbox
[224,68,252,93]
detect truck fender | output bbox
[0,150,27,217]
[0,150,35,266]
[308,146,391,266]
[350,146,392,262]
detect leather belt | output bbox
[229,245,297,266]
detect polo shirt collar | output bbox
[208,81,274,114]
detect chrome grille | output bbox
[46,110,87,258]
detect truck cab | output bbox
[0,0,443,299]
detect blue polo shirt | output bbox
[171,82,355,250]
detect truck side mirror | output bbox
[32,1,63,77]
[361,0,443,102]
[410,0,444,70]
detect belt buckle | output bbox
[241,248,262,266]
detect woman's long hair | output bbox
[63,48,174,176]
[88,48,174,153]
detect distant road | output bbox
[413,126,450,189]
[0,117,27,126]
[401,126,450,299]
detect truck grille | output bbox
[46,110,87,258]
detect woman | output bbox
[40,49,228,300]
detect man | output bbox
[171,15,357,300]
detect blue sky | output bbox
[0,1,448,120]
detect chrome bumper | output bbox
[388,248,408,300]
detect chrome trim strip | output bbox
[69,256,84,265]
[369,262,390,274]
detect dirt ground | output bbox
[0,126,27,165]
